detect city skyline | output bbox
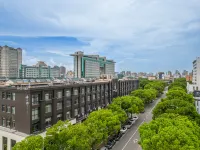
[0,0,200,72]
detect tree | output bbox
[139,114,200,150]
[168,82,186,91]
[108,103,128,124]
[131,89,156,104]
[13,135,43,150]
[169,86,187,92]
[144,81,165,95]
[152,99,199,123]
[166,89,194,103]
[139,78,150,89]
[86,109,121,136]
[59,124,91,150]
[45,120,71,150]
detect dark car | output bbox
[105,140,115,149]
[114,133,123,141]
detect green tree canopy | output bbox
[139,78,151,89]
[131,89,157,104]
[166,89,194,103]
[169,86,187,92]
[152,99,199,123]
[13,135,43,150]
[139,114,200,150]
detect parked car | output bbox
[100,147,108,150]
[114,133,123,141]
[129,115,138,122]
[120,126,127,134]
[125,121,133,129]
[105,140,115,149]
[129,118,136,124]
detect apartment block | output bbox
[19,62,60,79]
[0,46,22,78]
[0,78,139,150]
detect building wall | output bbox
[193,57,200,87]
[85,60,100,78]
[105,63,115,75]
[0,46,22,78]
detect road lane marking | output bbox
[121,95,164,150]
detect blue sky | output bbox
[0,0,200,73]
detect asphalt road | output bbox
[112,89,167,150]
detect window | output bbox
[66,101,71,107]
[87,96,90,101]
[45,105,52,113]
[74,109,78,116]
[32,123,39,132]
[74,99,78,105]
[81,107,85,115]
[97,94,100,99]
[92,86,96,92]
[12,93,15,101]
[12,120,15,129]
[57,102,62,110]
[66,89,71,97]
[101,85,104,90]
[57,91,62,99]
[32,108,39,120]
[2,118,6,127]
[66,111,71,119]
[45,117,52,127]
[7,106,11,113]
[11,139,16,148]
[2,105,5,112]
[88,104,91,110]
[11,107,15,115]
[2,92,5,99]
[32,94,39,105]
[45,93,52,101]
[81,88,85,94]
[81,97,85,103]
[57,114,62,121]
[6,92,11,100]
[92,94,96,100]
[3,137,7,150]
[6,120,10,128]
[97,86,100,91]
[73,89,78,95]
[87,87,90,93]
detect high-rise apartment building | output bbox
[192,57,200,87]
[0,46,22,78]
[70,51,115,78]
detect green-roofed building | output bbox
[70,51,115,78]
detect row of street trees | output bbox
[13,80,165,150]
[139,78,200,150]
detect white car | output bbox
[100,147,108,150]
[131,115,139,121]
[129,118,136,124]
[125,121,133,129]
[120,126,127,134]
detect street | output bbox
[112,90,167,150]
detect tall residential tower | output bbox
[0,46,22,78]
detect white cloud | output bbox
[22,49,39,65]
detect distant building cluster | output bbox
[117,70,191,81]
